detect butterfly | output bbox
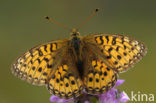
[11,8,147,99]
[11,28,147,99]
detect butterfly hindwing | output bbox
[84,34,147,72]
[11,39,69,85]
[47,50,83,99]
[82,51,118,94]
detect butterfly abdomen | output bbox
[76,60,84,79]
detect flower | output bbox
[50,96,74,103]
[50,80,130,103]
[99,80,130,103]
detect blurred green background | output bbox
[0,0,156,103]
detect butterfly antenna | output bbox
[44,16,72,31]
[77,8,100,30]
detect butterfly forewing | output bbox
[84,34,147,73]
[11,39,69,85]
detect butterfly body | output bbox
[70,36,81,55]
[11,29,147,99]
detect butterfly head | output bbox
[71,28,80,37]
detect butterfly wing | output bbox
[11,39,69,85]
[81,43,118,94]
[47,47,83,99]
[12,39,83,99]
[83,34,147,73]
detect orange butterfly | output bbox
[11,8,147,99]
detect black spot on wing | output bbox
[116,46,119,51]
[50,43,53,52]
[38,49,43,56]
[108,47,113,53]
[105,36,109,43]
[112,37,116,45]
[44,45,47,52]
[99,36,104,44]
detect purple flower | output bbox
[50,96,74,103]
[50,80,130,103]
[99,80,130,103]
